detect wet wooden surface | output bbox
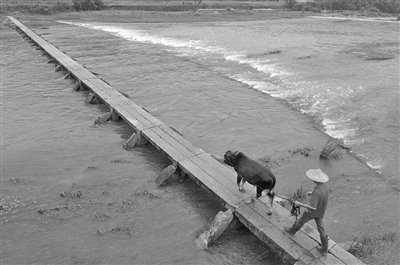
[7,16,365,265]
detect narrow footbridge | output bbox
[7,16,365,265]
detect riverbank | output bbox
[3,9,309,24]
[3,7,397,26]
[2,10,399,265]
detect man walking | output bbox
[285,168,330,254]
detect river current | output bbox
[63,17,399,183]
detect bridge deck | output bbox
[7,16,365,265]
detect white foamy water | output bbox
[322,118,361,144]
[311,16,400,24]
[59,21,287,78]
[60,18,399,181]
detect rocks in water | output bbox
[259,155,284,168]
[132,189,160,199]
[59,190,82,199]
[8,177,31,184]
[59,183,82,199]
[38,205,69,215]
[96,224,131,237]
[365,54,394,61]
[320,138,347,160]
[94,212,110,221]
[263,49,282,55]
[296,55,312,60]
[289,147,315,157]
[247,49,282,58]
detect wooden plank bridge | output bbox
[7,16,365,265]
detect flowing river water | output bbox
[1,15,399,264]
[63,17,399,181]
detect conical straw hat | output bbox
[306,169,329,183]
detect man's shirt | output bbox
[309,183,329,218]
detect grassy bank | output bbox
[2,0,399,16]
[1,1,71,14]
[102,0,284,11]
[349,232,399,265]
[1,0,286,14]
[1,0,104,14]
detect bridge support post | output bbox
[123,130,147,150]
[73,80,82,91]
[110,107,120,121]
[55,64,63,72]
[94,112,112,126]
[63,71,72,79]
[85,92,101,104]
[229,216,245,230]
[195,209,233,249]
[155,165,176,186]
[177,166,188,183]
[93,108,120,125]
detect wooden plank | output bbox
[259,193,333,248]
[238,199,345,265]
[33,42,96,81]
[148,127,193,160]
[150,126,198,159]
[178,159,243,211]
[80,79,121,107]
[301,223,323,243]
[79,79,162,131]
[191,154,236,186]
[142,128,187,162]
[119,103,163,130]
[249,198,345,265]
[296,254,325,265]
[305,259,325,265]
[329,245,365,265]
[125,101,164,127]
[8,17,97,81]
[236,204,312,264]
[80,78,123,108]
[300,223,337,252]
[111,105,147,131]
[80,78,117,98]
[309,247,345,265]
[159,125,205,156]
[195,152,238,186]
[189,155,254,206]
[248,198,319,250]
[191,153,264,203]
[69,68,98,81]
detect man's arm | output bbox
[307,191,318,213]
